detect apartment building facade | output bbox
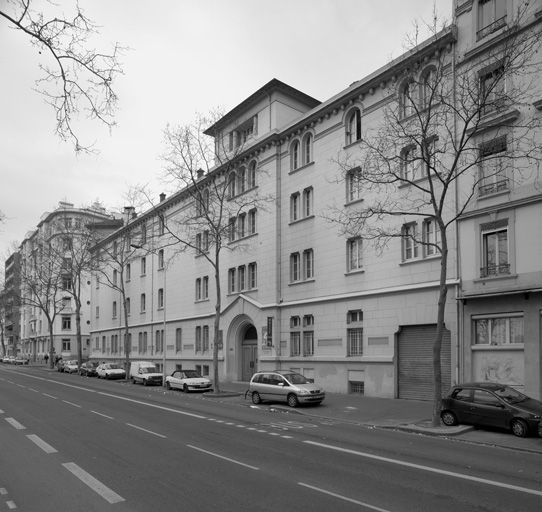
[2,252,21,356]
[90,0,542,399]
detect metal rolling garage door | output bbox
[398,324,451,401]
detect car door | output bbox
[470,390,508,429]
[171,370,183,389]
[448,388,475,423]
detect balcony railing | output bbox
[480,263,511,278]
[479,178,509,196]
[476,16,507,41]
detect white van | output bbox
[129,361,163,386]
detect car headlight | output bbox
[297,390,310,395]
[530,414,541,419]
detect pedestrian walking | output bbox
[44,353,49,365]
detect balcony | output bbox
[479,178,509,197]
[476,16,507,41]
[480,263,511,278]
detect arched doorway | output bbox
[241,325,258,381]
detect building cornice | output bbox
[458,193,542,220]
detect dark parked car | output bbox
[441,382,542,437]
[79,361,99,377]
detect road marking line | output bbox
[269,433,280,436]
[91,410,114,420]
[16,384,25,388]
[256,429,267,433]
[62,400,82,408]
[6,500,16,509]
[304,441,542,498]
[5,418,25,430]
[0,488,7,495]
[126,423,166,438]
[62,462,125,504]
[187,444,259,470]
[26,434,58,454]
[281,435,293,439]
[28,388,39,393]
[236,425,245,428]
[299,482,391,511]
[42,393,57,399]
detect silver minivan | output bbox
[249,370,325,407]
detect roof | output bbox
[203,78,321,136]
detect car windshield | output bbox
[494,386,527,404]
[283,373,310,384]
[184,370,201,378]
[109,364,120,370]
[141,367,158,373]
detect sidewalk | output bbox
[216,381,542,454]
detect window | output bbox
[228,172,236,198]
[290,332,301,356]
[303,187,313,217]
[248,209,257,235]
[195,326,202,352]
[196,188,209,216]
[238,213,246,238]
[400,80,415,118]
[303,249,314,280]
[346,168,362,203]
[155,329,164,353]
[477,0,506,40]
[481,222,509,277]
[113,269,118,286]
[126,297,131,316]
[238,265,246,291]
[237,167,246,194]
[401,146,419,182]
[346,108,361,145]
[95,306,99,318]
[158,249,164,269]
[175,328,182,353]
[141,257,146,275]
[202,325,209,352]
[290,252,300,282]
[481,65,505,114]
[303,315,314,356]
[126,263,131,281]
[158,288,164,309]
[347,237,363,271]
[248,262,257,289]
[473,315,524,345]
[140,293,146,313]
[112,301,117,319]
[138,331,148,353]
[140,223,147,245]
[248,161,257,189]
[202,276,208,299]
[347,309,363,356]
[202,231,209,252]
[158,215,165,236]
[62,339,71,351]
[291,140,300,171]
[302,133,313,165]
[61,316,71,330]
[479,136,508,195]
[228,217,236,242]
[228,268,236,293]
[347,309,363,324]
[423,219,440,256]
[62,277,72,291]
[402,223,419,261]
[113,241,118,257]
[421,66,436,109]
[290,193,300,222]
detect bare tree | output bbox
[19,232,66,368]
[329,6,542,425]
[0,283,7,357]
[160,112,270,393]
[0,0,125,151]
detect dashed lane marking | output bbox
[26,434,58,454]
[6,500,16,510]
[28,388,39,393]
[126,423,166,439]
[63,462,125,504]
[5,418,25,430]
[90,410,114,420]
[187,444,259,471]
[42,393,57,399]
[62,400,82,408]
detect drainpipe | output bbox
[275,138,282,369]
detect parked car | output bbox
[3,355,15,364]
[249,370,325,407]
[14,356,30,365]
[129,361,163,386]
[441,382,542,437]
[96,363,126,380]
[165,370,212,392]
[63,360,80,374]
[79,361,99,377]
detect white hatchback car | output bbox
[96,363,126,380]
[165,370,212,392]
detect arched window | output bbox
[420,66,436,109]
[302,133,313,165]
[247,160,257,188]
[399,80,415,119]
[345,108,361,145]
[237,166,246,194]
[290,139,300,171]
[227,172,236,198]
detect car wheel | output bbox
[143,379,148,386]
[511,418,529,438]
[440,410,458,426]
[287,394,299,408]
[251,392,261,405]
[166,381,171,390]
[183,384,189,393]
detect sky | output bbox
[0,0,452,264]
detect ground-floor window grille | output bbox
[350,381,364,394]
[347,328,363,356]
[290,332,301,356]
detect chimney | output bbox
[196,168,205,179]
[123,206,136,225]
[159,193,166,202]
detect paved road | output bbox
[1,365,541,511]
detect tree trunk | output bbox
[123,295,131,376]
[48,322,55,369]
[213,253,221,394]
[432,230,449,426]
[75,296,83,366]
